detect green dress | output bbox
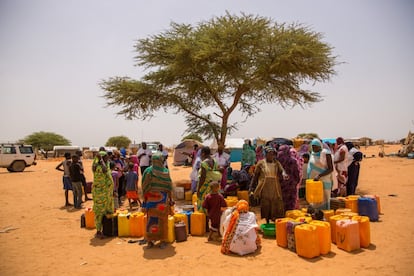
[196,159,221,213]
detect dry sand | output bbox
[0,145,413,275]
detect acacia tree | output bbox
[101,12,337,148]
[21,131,71,151]
[105,135,131,149]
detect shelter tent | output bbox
[53,146,82,158]
[173,139,203,166]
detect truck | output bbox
[0,143,37,172]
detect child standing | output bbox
[55,152,73,207]
[125,162,141,210]
[202,181,227,241]
[69,154,83,209]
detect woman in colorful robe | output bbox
[92,151,114,239]
[277,145,300,212]
[196,146,221,213]
[142,152,173,249]
[221,200,261,256]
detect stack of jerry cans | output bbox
[336,219,360,252]
[310,220,331,255]
[358,197,379,221]
[352,215,371,248]
[330,197,346,211]
[295,224,320,258]
[102,213,118,237]
[190,211,206,236]
[129,212,144,237]
[276,218,294,248]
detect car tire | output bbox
[10,160,26,172]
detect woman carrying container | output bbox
[307,139,334,210]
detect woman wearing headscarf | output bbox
[92,151,114,239]
[221,200,261,256]
[141,152,173,249]
[241,139,256,167]
[334,137,350,196]
[277,145,300,212]
[196,146,222,213]
[307,139,334,210]
[251,146,288,223]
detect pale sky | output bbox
[1,0,413,148]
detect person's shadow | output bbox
[142,243,177,259]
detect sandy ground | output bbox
[0,145,413,276]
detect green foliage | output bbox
[105,136,131,149]
[182,133,203,143]
[297,133,319,139]
[21,131,71,151]
[101,12,337,147]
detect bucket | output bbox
[174,222,187,242]
[306,179,323,204]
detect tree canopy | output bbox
[182,133,203,143]
[21,131,71,151]
[105,135,131,149]
[101,12,337,147]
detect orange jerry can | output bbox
[352,215,371,248]
[167,215,175,243]
[129,212,144,237]
[345,196,359,213]
[322,210,334,222]
[310,220,331,255]
[85,207,95,229]
[276,217,294,248]
[237,190,249,202]
[190,212,206,236]
[305,179,323,204]
[336,219,360,252]
[329,215,347,244]
[294,224,320,258]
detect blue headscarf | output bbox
[310,139,322,157]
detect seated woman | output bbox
[221,200,261,256]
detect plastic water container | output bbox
[174,222,187,242]
[85,208,95,229]
[174,213,189,235]
[185,190,193,201]
[295,224,320,258]
[363,195,381,214]
[175,187,185,200]
[285,210,305,219]
[237,190,249,202]
[352,215,371,248]
[129,212,144,237]
[310,220,331,255]
[190,212,206,236]
[295,216,312,223]
[117,211,130,237]
[225,196,238,207]
[181,210,192,234]
[287,221,305,252]
[358,197,379,221]
[335,208,352,215]
[306,179,323,204]
[345,196,359,213]
[167,215,175,243]
[276,218,294,248]
[322,210,334,221]
[329,215,347,244]
[336,219,360,252]
[102,213,118,237]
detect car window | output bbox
[20,146,34,154]
[3,147,16,154]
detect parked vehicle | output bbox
[0,144,37,172]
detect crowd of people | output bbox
[57,137,362,255]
